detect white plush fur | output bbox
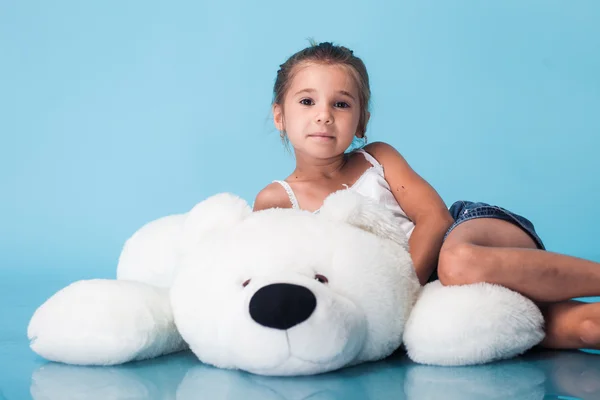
[117,214,187,288]
[28,279,186,365]
[171,192,419,375]
[28,190,545,375]
[403,281,545,366]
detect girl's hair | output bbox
[273,41,371,140]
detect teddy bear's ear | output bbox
[180,193,251,252]
[318,190,409,249]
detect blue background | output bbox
[1,1,600,398]
[2,1,599,277]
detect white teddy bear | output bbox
[28,191,545,376]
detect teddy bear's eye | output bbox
[315,274,328,284]
[242,279,251,287]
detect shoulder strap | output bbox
[356,149,383,169]
[272,180,300,209]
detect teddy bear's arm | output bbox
[402,281,545,366]
[28,279,187,365]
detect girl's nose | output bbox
[315,108,333,124]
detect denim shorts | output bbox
[444,200,545,249]
[428,200,545,282]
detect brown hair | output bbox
[273,41,371,139]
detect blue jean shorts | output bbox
[428,200,545,282]
[444,200,545,249]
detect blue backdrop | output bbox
[2,0,599,279]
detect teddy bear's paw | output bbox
[403,281,545,366]
[28,279,187,365]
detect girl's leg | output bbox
[540,301,600,349]
[438,218,600,302]
[438,218,600,349]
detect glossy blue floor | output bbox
[2,271,599,400]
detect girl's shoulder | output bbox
[253,181,294,211]
[361,141,406,166]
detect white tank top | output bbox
[273,149,416,239]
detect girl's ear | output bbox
[357,111,371,138]
[272,103,284,131]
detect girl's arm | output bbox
[365,142,454,285]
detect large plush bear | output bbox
[28,191,545,376]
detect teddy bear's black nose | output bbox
[249,283,317,330]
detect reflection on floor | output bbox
[12,348,598,399]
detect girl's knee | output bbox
[438,242,485,286]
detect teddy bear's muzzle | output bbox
[249,283,317,330]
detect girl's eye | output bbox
[242,279,251,287]
[315,274,328,284]
[300,98,314,106]
[335,102,350,108]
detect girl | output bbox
[253,41,600,351]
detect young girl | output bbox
[253,41,600,351]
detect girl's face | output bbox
[273,63,366,159]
